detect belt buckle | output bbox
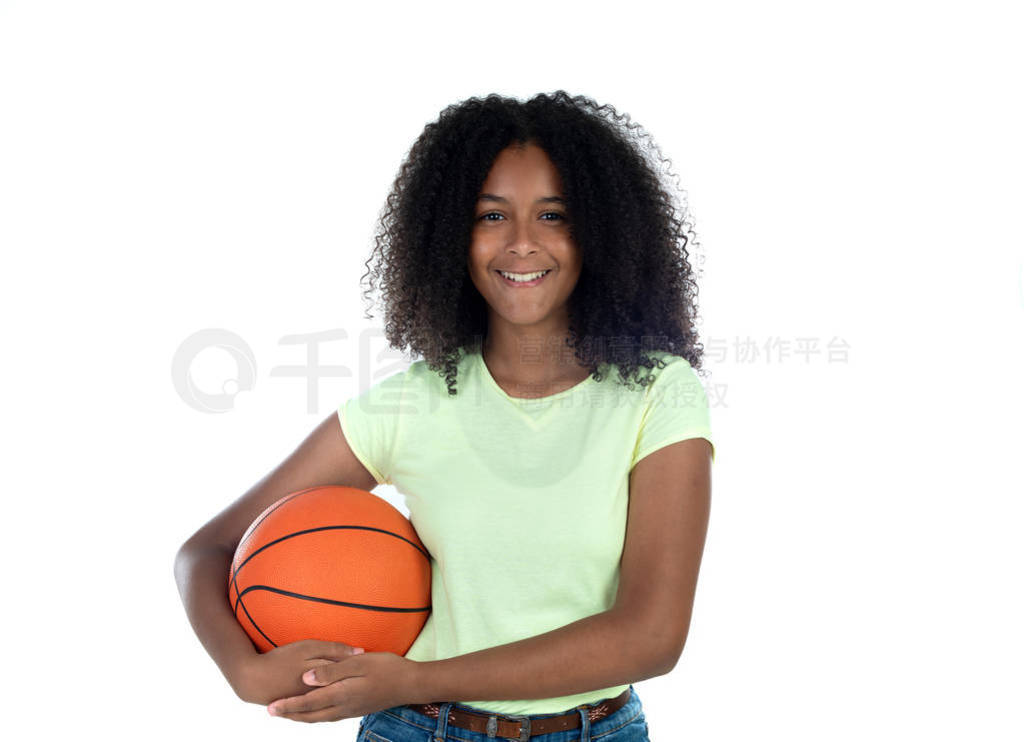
[505,714,531,741]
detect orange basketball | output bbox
[228,485,431,656]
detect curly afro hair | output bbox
[359,90,707,396]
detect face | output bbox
[467,142,583,336]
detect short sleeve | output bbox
[631,359,715,469]
[337,368,407,486]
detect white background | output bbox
[2,1,1021,740]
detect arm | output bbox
[173,542,258,698]
[413,436,713,703]
[173,410,379,701]
[410,606,666,704]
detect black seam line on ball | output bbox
[229,524,431,597]
[235,584,431,613]
[230,485,323,638]
[236,486,321,551]
[232,576,279,648]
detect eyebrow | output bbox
[477,193,567,205]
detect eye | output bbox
[476,211,566,222]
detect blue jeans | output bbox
[355,685,650,741]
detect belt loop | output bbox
[433,701,453,741]
[576,704,592,742]
[486,714,498,738]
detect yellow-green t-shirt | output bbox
[337,348,714,715]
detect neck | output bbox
[480,321,587,387]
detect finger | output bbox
[302,639,365,661]
[305,658,335,671]
[268,685,340,715]
[273,703,348,724]
[303,655,364,686]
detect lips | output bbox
[495,269,552,288]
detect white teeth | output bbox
[498,269,550,282]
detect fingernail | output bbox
[303,670,317,683]
[353,647,365,655]
[268,705,279,716]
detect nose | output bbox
[506,219,539,257]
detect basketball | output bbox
[228,485,431,656]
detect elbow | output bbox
[173,538,208,582]
[654,635,687,675]
[615,607,688,677]
[173,541,193,585]
[647,612,691,676]
[174,536,199,566]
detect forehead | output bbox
[480,143,564,194]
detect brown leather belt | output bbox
[405,687,631,740]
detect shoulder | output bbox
[644,351,698,384]
[400,357,466,404]
[404,353,479,387]
[638,353,708,407]
[404,358,448,389]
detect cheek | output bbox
[466,259,490,294]
[467,241,488,271]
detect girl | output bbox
[175,90,714,741]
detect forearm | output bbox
[173,542,258,697]
[409,608,671,704]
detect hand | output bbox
[266,651,420,723]
[236,639,364,706]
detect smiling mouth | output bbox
[495,269,552,287]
